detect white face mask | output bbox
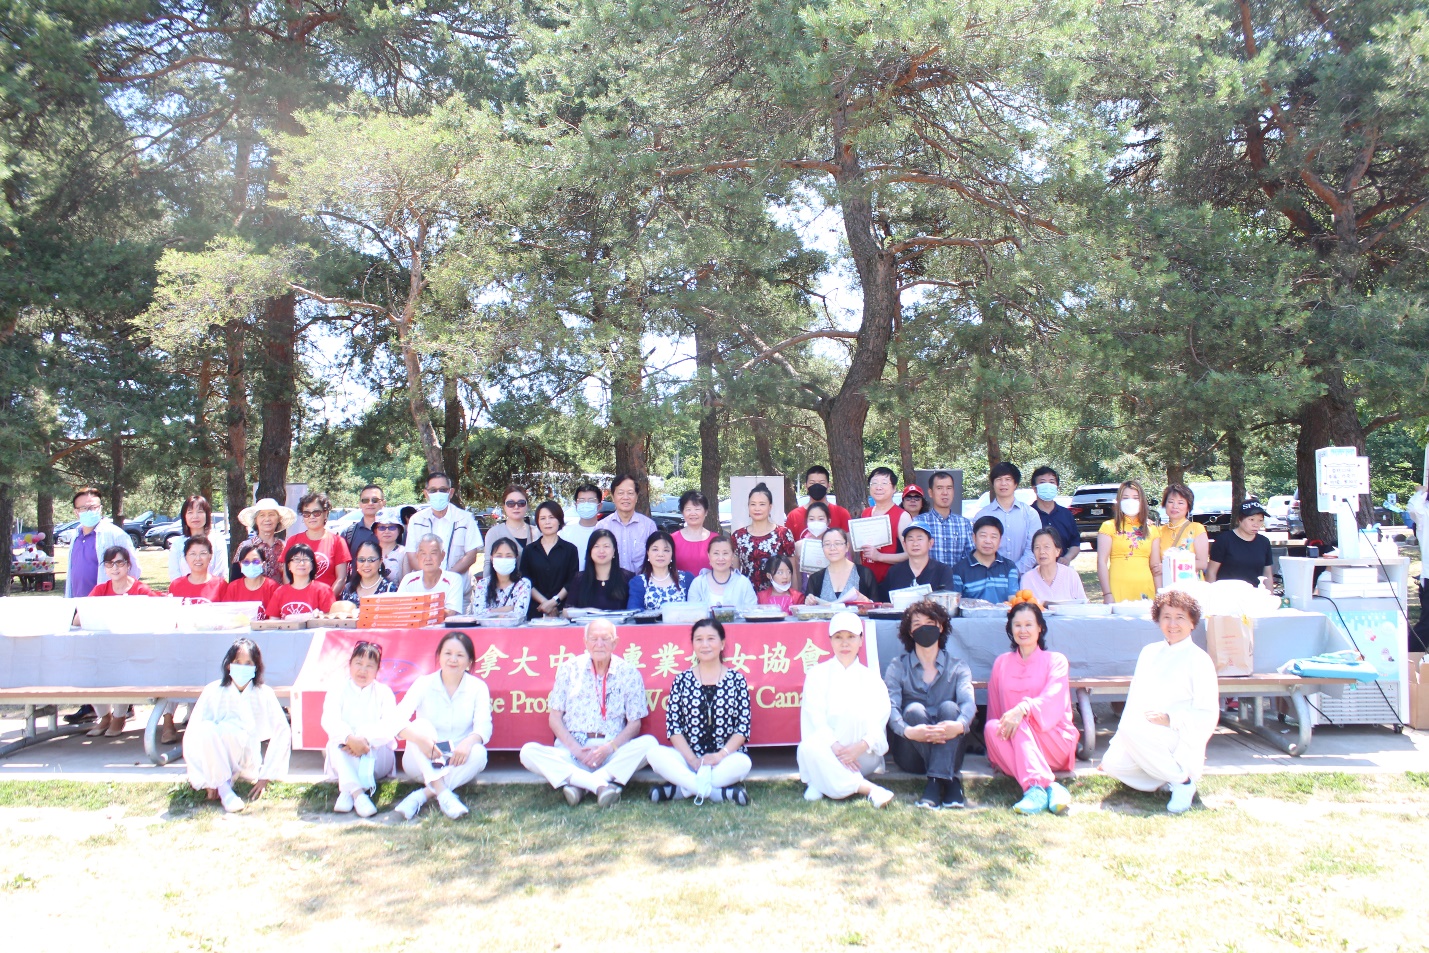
[1119,498,1141,517]
[492,557,517,576]
[771,580,792,593]
[805,520,828,537]
[575,501,599,520]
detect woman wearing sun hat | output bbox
[235,497,296,584]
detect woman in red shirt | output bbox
[281,491,350,596]
[859,466,909,588]
[266,543,335,619]
[223,539,279,618]
[167,537,226,602]
[88,546,158,597]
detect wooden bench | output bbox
[0,686,291,766]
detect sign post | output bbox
[1315,447,1371,556]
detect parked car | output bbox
[146,515,231,549]
[1067,484,1123,538]
[1264,494,1294,532]
[649,496,686,533]
[121,511,171,548]
[1287,490,1304,538]
[1187,481,1234,536]
[55,519,80,546]
[961,487,1039,522]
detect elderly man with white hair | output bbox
[519,618,658,807]
[399,533,467,617]
[797,610,896,807]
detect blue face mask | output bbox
[427,491,450,511]
[229,663,256,687]
[1035,482,1059,502]
[575,501,598,520]
[240,561,265,579]
[77,510,102,529]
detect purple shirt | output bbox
[596,511,659,575]
[71,528,100,597]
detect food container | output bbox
[1111,600,1153,618]
[791,604,840,620]
[710,605,737,623]
[72,595,183,634]
[661,602,709,625]
[927,591,960,615]
[739,607,787,622]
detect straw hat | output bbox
[238,497,298,531]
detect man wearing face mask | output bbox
[785,465,852,540]
[404,472,483,606]
[560,483,605,570]
[884,600,976,809]
[1029,467,1080,566]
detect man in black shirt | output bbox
[882,522,955,600]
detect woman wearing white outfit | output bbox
[1100,590,1218,814]
[649,618,753,805]
[797,611,895,807]
[320,640,398,817]
[182,638,291,813]
[391,632,492,821]
[166,494,229,582]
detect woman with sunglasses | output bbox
[372,508,408,582]
[339,539,399,605]
[482,484,534,582]
[281,491,351,598]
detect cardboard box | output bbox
[1409,653,1429,731]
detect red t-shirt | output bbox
[88,579,159,597]
[167,575,226,603]
[223,578,278,620]
[282,532,351,588]
[786,502,852,541]
[859,505,908,584]
[265,583,335,619]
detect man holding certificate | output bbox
[855,467,909,588]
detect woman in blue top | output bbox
[627,531,694,610]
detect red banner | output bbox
[290,621,877,750]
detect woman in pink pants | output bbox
[985,602,1080,816]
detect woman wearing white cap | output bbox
[372,508,409,582]
[797,611,895,807]
[235,497,297,584]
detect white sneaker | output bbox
[395,790,428,821]
[1167,779,1196,814]
[334,791,355,813]
[437,790,469,819]
[219,788,246,813]
[354,792,377,818]
[867,785,895,809]
[803,786,823,802]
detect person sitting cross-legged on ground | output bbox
[390,632,492,821]
[320,640,398,818]
[648,618,754,805]
[519,619,659,807]
[182,638,291,814]
[986,601,1080,816]
[884,599,975,810]
[1100,590,1218,814]
[797,611,896,808]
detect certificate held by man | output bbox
[848,514,892,551]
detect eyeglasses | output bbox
[76,503,102,513]
[505,500,528,509]
[102,560,129,568]
[375,524,400,531]
[356,556,381,564]
[360,497,383,505]
[240,559,264,567]
[426,486,451,494]
[289,556,313,564]
[301,510,325,518]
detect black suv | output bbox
[1068,484,1122,539]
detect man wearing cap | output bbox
[974,462,1040,573]
[916,470,974,568]
[342,484,386,560]
[405,472,482,604]
[797,611,896,808]
[519,619,659,807]
[1207,500,1275,590]
[880,522,956,601]
[951,516,1021,603]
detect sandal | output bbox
[723,783,749,806]
[86,714,113,737]
[649,783,679,803]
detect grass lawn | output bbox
[2,773,1427,951]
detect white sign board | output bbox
[1316,447,1368,514]
[729,476,787,532]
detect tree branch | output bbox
[737,330,858,371]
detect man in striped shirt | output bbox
[951,516,1020,603]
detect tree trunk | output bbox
[442,375,464,484]
[613,432,651,514]
[36,466,54,558]
[826,103,896,508]
[196,356,214,500]
[0,483,12,597]
[1166,461,1185,487]
[110,436,125,525]
[224,317,250,550]
[696,324,722,532]
[893,310,916,482]
[609,333,651,514]
[1227,429,1246,514]
[982,397,1003,472]
[256,291,295,502]
[1295,370,1372,545]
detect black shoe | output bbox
[650,783,679,803]
[63,705,96,725]
[723,783,749,806]
[915,778,942,810]
[940,777,966,809]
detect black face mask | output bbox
[807,483,828,501]
[912,624,942,648]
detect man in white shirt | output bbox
[405,472,482,603]
[559,482,604,570]
[974,461,1040,573]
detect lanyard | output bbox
[592,661,609,720]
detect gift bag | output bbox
[1204,614,1254,676]
[1161,547,1197,586]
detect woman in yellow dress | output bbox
[1150,483,1210,588]
[1096,480,1156,603]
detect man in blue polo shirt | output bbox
[1030,466,1080,566]
[951,516,1020,602]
